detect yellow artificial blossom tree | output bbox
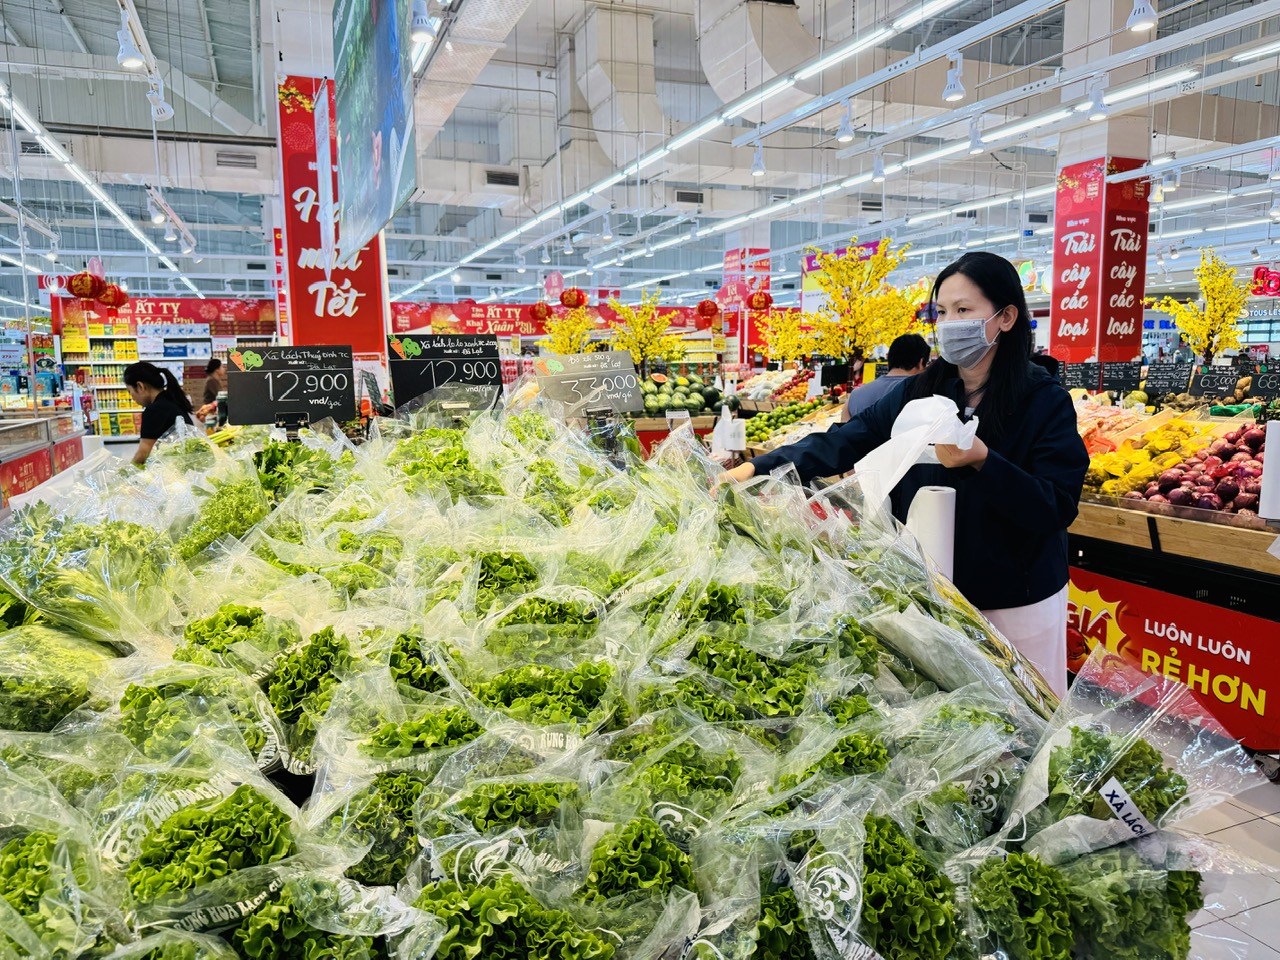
[1145,248,1247,365]
[758,308,814,363]
[540,305,597,355]
[659,333,688,363]
[607,291,680,376]
[807,238,920,361]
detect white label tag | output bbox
[806,378,822,400]
[1100,776,1157,836]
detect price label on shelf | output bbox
[1188,364,1245,399]
[534,351,644,416]
[1142,363,1193,396]
[226,345,356,426]
[1062,362,1102,392]
[387,334,502,408]
[1100,361,1142,394]
[1250,365,1280,400]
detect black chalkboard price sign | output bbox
[387,334,502,407]
[534,350,644,416]
[1189,365,1244,399]
[1101,361,1142,394]
[226,345,355,426]
[1062,362,1102,392]
[1251,365,1280,401]
[1142,363,1193,396]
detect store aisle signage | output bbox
[1062,362,1101,392]
[227,345,356,425]
[1049,158,1149,363]
[1068,567,1279,748]
[534,350,644,416]
[0,448,53,505]
[1100,361,1142,393]
[386,334,501,407]
[1143,363,1193,395]
[277,76,389,354]
[390,302,707,337]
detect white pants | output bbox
[983,584,1069,700]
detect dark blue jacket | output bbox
[751,364,1088,610]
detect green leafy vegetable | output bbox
[859,814,958,960]
[267,628,354,763]
[970,853,1073,960]
[176,604,301,674]
[338,772,429,886]
[580,816,694,902]
[231,877,381,960]
[0,829,101,960]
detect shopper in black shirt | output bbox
[723,253,1088,695]
[123,361,194,465]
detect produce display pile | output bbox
[0,408,1270,960]
[638,373,726,416]
[744,400,828,445]
[1084,416,1267,522]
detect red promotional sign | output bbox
[277,76,389,354]
[1050,158,1148,363]
[545,272,565,298]
[51,297,276,337]
[0,447,53,505]
[1068,567,1279,748]
[1250,265,1280,297]
[52,435,84,474]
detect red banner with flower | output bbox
[389,302,703,337]
[277,76,389,354]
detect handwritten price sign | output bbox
[535,351,644,416]
[388,334,502,408]
[227,345,356,425]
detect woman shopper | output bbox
[723,252,1088,696]
[197,358,226,420]
[123,361,194,466]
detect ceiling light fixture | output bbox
[1231,39,1280,63]
[836,102,855,143]
[796,27,892,80]
[942,53,965,103]
[644,239,655,258]
[751,143,766,177]
[1127,0,1158,33]
[601,212,613,241]
[451,271,462,283]
[1087,84,1109,122]
[1105,69,1199,105]
[1270,198,1280,221]
[147,197,165,224]
[44,244,58,263]
[968,118,985,155]
[410,0,437,43]
[563,235,574,256]
[116,9,145,69]
[725,77,796,119]
[145,77,174,122]
[983,110,1074,144]
[516,254,527,274]
[1161,169,1179,193]
[1168,245,1180,259]
[1151,182,1165,203]
[1252,247,1262,259]
[540,244,551,264]
[872,151,887,184]
[164,221,177,242]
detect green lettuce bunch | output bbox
[0,828,102,960]
[0,626,117,732]
[1040,727,1188,828]
[176,604,302,674]
[230,877,382,960]
[126,784,296,904]
[268,628,355,763]
[580,817,695,902]
[177,478,271,561]
[362,707,483,762]
[858,814,958,960]
[472,662,613,725]
[970,852,1074,960]
[337,771,429,886]
[116,669,275,762]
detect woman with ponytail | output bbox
[123,362,195,465]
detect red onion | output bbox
[1195,492,1223,511]
[1216,479,1240,501]
[1203,456,1224,471]
[1148,493,1169,503]
[1242,427,1267,451]
[1167,488,1194,505]
[1123,491,1145,500]
[1234,493,1260,511]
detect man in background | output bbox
[840,333,931,422]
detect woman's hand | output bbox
[935,437,989,470]
[716,462,756,486]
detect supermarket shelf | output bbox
[89,334,137,338]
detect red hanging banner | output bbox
[1050,158,1149,363]
[277,76,389,354]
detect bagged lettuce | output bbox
[0,625,118,733]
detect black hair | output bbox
[910,251,1032,443]
[1029,353,1060,381]
[887,333,931,371]
[124,362,194,415]
[206,358,223,376]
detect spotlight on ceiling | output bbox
[751,143,765,177]
[967,119,985,156]
[116,10,145,70]
[1269,198,1280,221]
[1127,0,1158,33]
[1251,247,1262,259]
[872,150,887,184]
[540,244,551,264]
[516,254,527,274]
[147,197,165,224]
[410,0,437,43]
[451,271,462,283]
[942,53,965,103]
[164,221,177,243]
[836,102,855,144]
[601,212,613,241]
[563,235,574,256]
[644,239,655,258]
[1087,85,1108,122]
[180,238,195,256]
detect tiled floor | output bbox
[1179,779,1280,958]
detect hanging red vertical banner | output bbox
[277,76,389,354]
[1050,158,1148,363]
[273,228,291,344]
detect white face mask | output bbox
[937,312,1001,368]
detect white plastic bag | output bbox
[853,396,977,513]
[710,406,745,457]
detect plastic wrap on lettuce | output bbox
[0,625,118,733]
[1003,648,1266,865]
